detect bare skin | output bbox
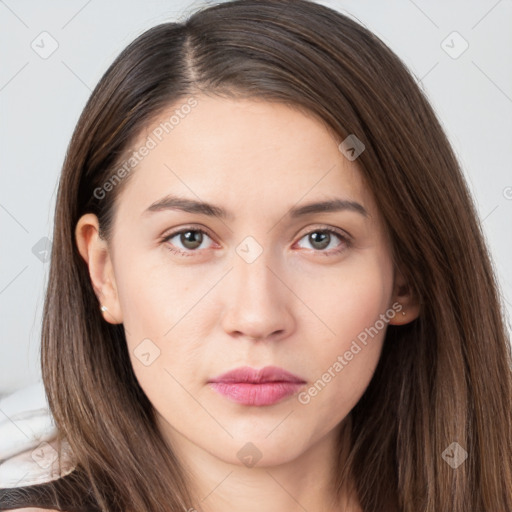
[14,509,60,512]
[76,95,419,512]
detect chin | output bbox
[206,435,307,468]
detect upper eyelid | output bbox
[162,225,215,243]
[162,224,351,239]
[299,225,351,239]
[162,225,351,249]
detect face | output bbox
[77,95,412,471]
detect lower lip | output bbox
[208,381,305,406]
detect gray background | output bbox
[1,0,511,396]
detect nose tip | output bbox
[220,258,295,343]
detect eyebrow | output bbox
[142,194,368,220]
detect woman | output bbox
[1,0,511,511]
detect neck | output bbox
[158,415,361,512]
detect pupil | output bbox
[182,230,202,249]
[311,231,329,250]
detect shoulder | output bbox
[0,435,102,512]
[0,438,79,512]
[9,509,63,511]
[0,437,76,489]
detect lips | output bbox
[208,365,306,406]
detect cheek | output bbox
[113,247,196,335]
[112,250,210,399]
[298,253,393,411]
[309,251,393,344]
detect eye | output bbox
[295,228,351,255]
[162,227,215,256]
[161,226,351,257]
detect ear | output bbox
[75,213,123,324]
[388,265,420,325]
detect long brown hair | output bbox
[41,0,512,510]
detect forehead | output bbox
[115,95,376,220]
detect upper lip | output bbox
[209,365,306,384]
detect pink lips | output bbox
[208,365,306,406]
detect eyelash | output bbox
[161,225,352,257]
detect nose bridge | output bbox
[234,233,277,292]
[221,238,293,340]
[236,243,276,296]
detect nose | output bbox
[220,248,295,342]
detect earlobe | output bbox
[74,213,123,324]
[388,267,420,325]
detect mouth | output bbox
[208,365,306,406]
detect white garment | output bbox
[0,382,76,488]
